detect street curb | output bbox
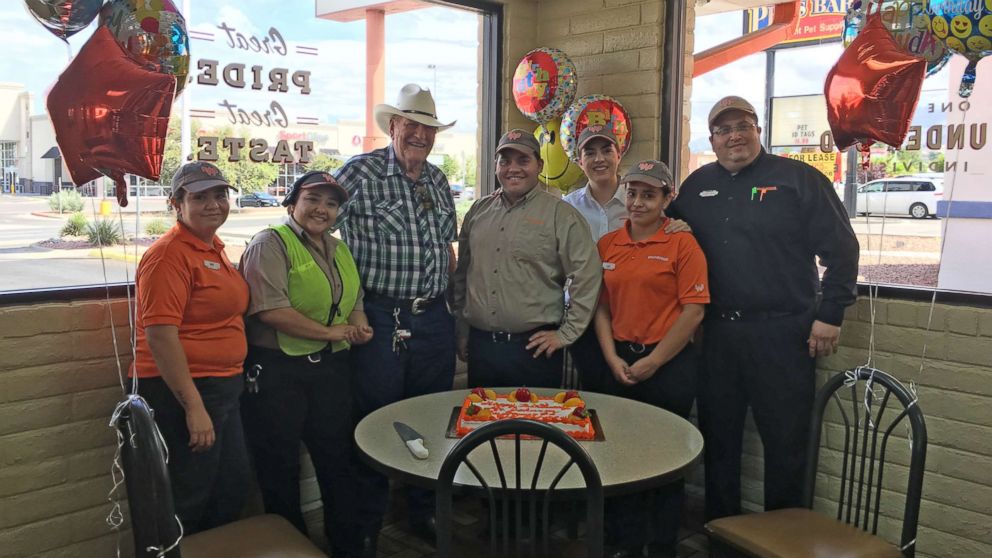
[87,248,142,264]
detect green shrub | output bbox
[86,219,123,246]
[60,212,88,237]
[144,218,171,236]
[48,190,84,212]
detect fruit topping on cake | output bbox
[567,406,590,423]
[467,387,498,402]
[507,387,539,403]
[464,403,491,419]
[553,390,581,403]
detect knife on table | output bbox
[393,421,429,459]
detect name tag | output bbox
[647,255,670,262]
[603,262,616,271]
[203,260,221,270]
[699,190,719,197]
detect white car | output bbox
[855,177,943,219]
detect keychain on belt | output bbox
[246,363,262,394]
[392,307,412,354]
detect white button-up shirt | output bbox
[563,181,627,240]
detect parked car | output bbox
[237,192,280,208]
[855,176,943,219]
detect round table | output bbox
[354,389,704,496]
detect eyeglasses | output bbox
[414,183,435,212]
[711,123,757,137]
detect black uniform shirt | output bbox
[669,149,858,326]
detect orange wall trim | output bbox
[692,1,800,77]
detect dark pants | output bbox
[603,343,697,553]
[698,311,816,521]
[241,347,362,555]
[466,326,563,389]
[351,295,456,534]
[137,375,250,535]
[570,326,609,392]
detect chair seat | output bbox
[181,514,326,558]
[705,508,902,558]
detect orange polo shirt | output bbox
[597,219,710,345]
[131,223,249,379]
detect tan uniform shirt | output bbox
[452,187,602,345]
[239,216,364,349]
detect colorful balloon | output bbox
[534,120,585,192]
[560,95,632,162]
[926,0,992,97]
[23,0,103,40]
[843,0,951,77]
[47,26,177,207]
[512,47,577,123]
[102,0,190,96]
[825,15,927,151]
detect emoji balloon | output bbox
[534,119,585,192]
[926,0,992,97]
[843,0,951,77]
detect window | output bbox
[886,182,913,192]
[0,0,499,296]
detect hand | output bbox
[607,354,635,387]
[185,404,215,452]
[664,218,692,234]
[327,324,357,342]
[526,330,565,359]
[808,320,841,358]
[347,325,374,345]
[457,334,469,362]
[628,356,662,383]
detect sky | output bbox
[3,0,481,132]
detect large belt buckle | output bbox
[492,331,512,343]
[411,296,430,315]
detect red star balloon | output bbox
[825,15,927,151]
[46,26,176,207]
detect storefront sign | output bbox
[194,22,315,164]
[745,1,849,46]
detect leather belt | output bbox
[248,345,344,364]
[473,325,556,343]
[708,308,800,322]
[366,292,442,315]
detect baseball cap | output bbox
[576,125,619,153]
[495,129,542,159]
[620,160,676,193]
[283,171,349,207]
[708,96,757,128]
[170,161,233,195]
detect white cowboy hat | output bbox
[374,83,456,135]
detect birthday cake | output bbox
[455,388,595,440]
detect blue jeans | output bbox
[351,294,455,533]
[137,375,250,534]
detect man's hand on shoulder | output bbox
[808,320,840,358]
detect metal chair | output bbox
[705,367,928,557]
[436,419,604,558]
[114,395,326,558]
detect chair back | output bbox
[803,367,927,557]
[436,419,604,558]
[114,395,184,558]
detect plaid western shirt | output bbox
[334,145,457,299]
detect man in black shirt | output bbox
[669,96,859,521]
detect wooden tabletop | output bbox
[354,388,704,496]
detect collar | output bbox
[581,179,625,206]
[175,221,224,252]
[499,184,542,208]
[613,218,671,246]
[283,215,334,251]
[384,144,404,178]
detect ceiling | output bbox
[695,0,798,16]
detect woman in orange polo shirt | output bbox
[594,160,709,558]
[132,162,250,534]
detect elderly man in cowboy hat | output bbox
[333,83,457,552]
